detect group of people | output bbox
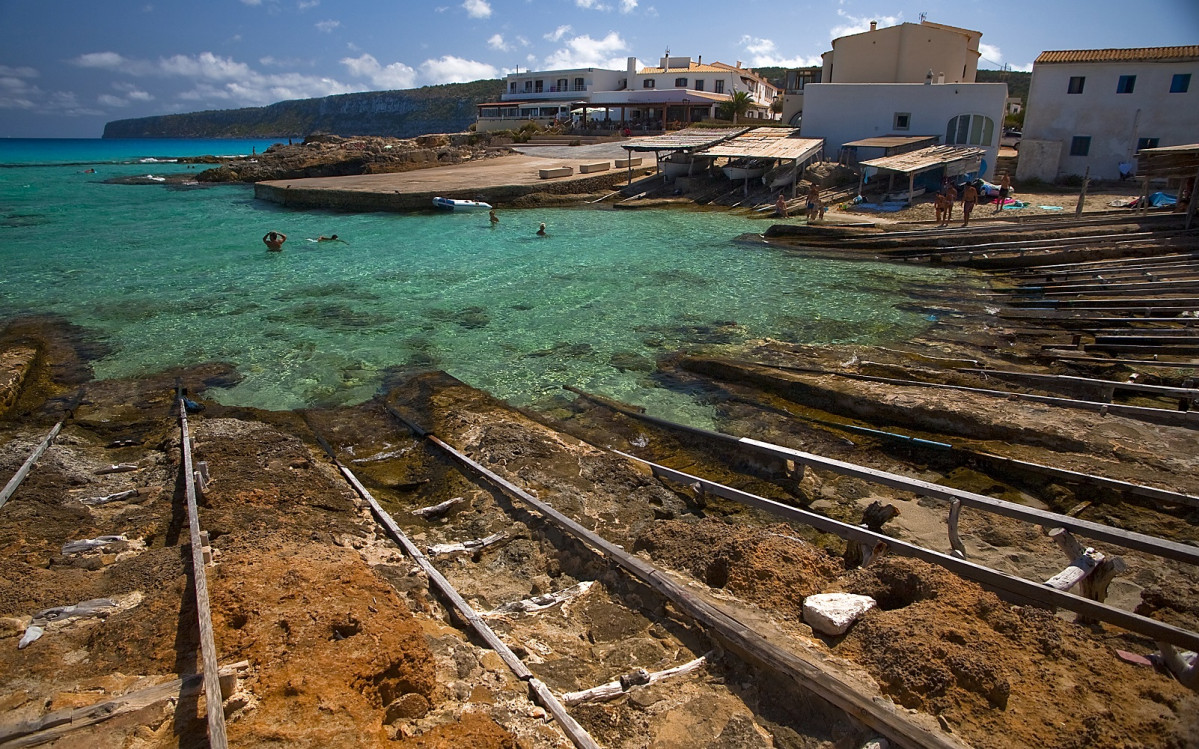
[261,231,345,251]
[933,172,1012,227]
[775,183,826,222]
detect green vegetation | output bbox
[103,79,504,139]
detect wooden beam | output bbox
[0,421,63,511]
[618,451,1199,653]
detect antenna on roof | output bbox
[919,12,927,23]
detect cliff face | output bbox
[102,80,504,139]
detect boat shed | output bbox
[1135,143,1199,228]
[701,127,825,196]
[859,145,985,204]
[838,135,940,167]
[621,128,747,183]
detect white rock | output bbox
[802,593,877,636]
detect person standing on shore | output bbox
[775,194,788,218]
[934,191,948,226]
[263,231,286,251]
[945,183,958,224]
[806,184,821,221]
[994,173,1011,213]
[961,183,978,226]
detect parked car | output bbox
[1000,128,1022,148]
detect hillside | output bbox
[102,80,504,139]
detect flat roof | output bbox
[621,128,747,152]
[702,128,824,161]
[842,136,940,149]
[860,145,984,174]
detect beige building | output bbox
[781,19,982,126]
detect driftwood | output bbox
[61,535,127,555]
[481,581,595,618]
[411,497,466,520]
[351,445,413,464]
[1047,528,1127,622]
[947,499,967,558]
[95,463,140,475]
[79,489,139,506]
[0,661,249,748]
[0,421,65,511]
[845,501,898,568]
[427,532,506,557]
[561,651,713,706]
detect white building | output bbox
[801,81,1008,179]
[475,55,779,133]
[1018,46,1199,182]
[781,19,982,126]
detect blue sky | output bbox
[1,0,1197,137]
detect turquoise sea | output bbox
[0,138,956,421]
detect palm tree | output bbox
[721,91,753,124]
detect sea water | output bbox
[0,138,957,422]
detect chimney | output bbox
[736,60,742,68]
[698,55,702,64]
[869,20,877,31]
[627,56,637,77]
[925,69,933,85]
[937,72,945,84]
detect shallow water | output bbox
[0,139,957,422]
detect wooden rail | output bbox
[178,398,228,749]
[0,421,63,511]
[383,406,966,749]
[309,430,600,749]
[566,390,1199,567]
[615,451,1199,653]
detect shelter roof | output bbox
[701,128,824,161]
[1137,144,1199,175]
[1035,46,1199,64]
[860,145,984,174]
[621,128,747,152]
[842,136,940,149]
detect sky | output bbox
[1,0,1197,138]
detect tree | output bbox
[718,91,754,124]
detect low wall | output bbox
[254,170,637,212]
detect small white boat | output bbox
[661,154,713,178]
[433,196,492,210]
[721,159,767,181]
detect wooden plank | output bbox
[387,414,966,749]
[0,662,249,748]
[1009,297,1199,308]
[619,452,1199,653]
[311,431,601,749]
[0,421,63,511]
[582,396,1199,566]
[177,399,228,749]
[955,367,1199,399]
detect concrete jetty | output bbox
[254,153,643,212]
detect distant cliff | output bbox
[102,80,504,139]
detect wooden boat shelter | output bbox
[701,127,824,196]
[859,145,985,205]
[1136,143,1199,228]
[621,128,747,183]
[838,136,939,167]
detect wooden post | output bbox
[0,421,64,511]
[947,499,966,559]
[1074,167,1090,217]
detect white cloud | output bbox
[738,36,822,68]
[98,94,127,107]
[576,0,611,9]
[830,11,902,40]
[73,51,252,81]
[543,31,628,69]
[488,34,511,52]
[619,0,637,12]
[544,25,571,42]
[463,0,491,18]
[298,0,319,8]
[0,65,38,78]
[240,0,263,5]
[73,52,128,70]
[315,19,340,32]
[419,55,499,84]
[341,53,418,89]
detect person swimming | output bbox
[317,234,345,243]
[263,231,286,251]
[536,222,547,236]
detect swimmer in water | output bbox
[536,222,547,236]
[263,231,286,251]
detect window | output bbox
[1171,73,1191,93]
[675,77,688,87]
[509,82,516,93]
[893,112,911,130]
[714,80,724,93]
[1116,75,1136,94]
[944,114,995,146]
[574,77,584,91]
[642,78,655,89]
[1067,76,1085,94]
[1137,137,1160,152]
[694,79,704,91]
[534,80,544,93]
[523,81,532,92]
[556,79,567,91]
[1070,136,1091,156]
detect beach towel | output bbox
[1038,205,1064,211]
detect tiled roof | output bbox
[639,64,745,74]
[1035,46,1199,64]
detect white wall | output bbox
[1020,59,1199,181]
[801,83,1008,178]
